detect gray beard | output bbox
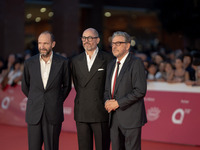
[40,50,51,58]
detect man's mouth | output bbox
[84,43,90,45]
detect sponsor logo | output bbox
[1,96,14,110]
[180,99,190,104]
[144,97,155,102]
[172,108,191,125]
[63,107,72,115]
[147,107,161,121]
[19,97,28,111]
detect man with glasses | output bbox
[71,28,113,150]
[104,31,147,150]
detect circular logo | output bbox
[147,107,161,121]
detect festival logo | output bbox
[171,108,191,125]
[1,96,13,110]
[147,107,161,121]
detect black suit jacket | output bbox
[21,53,71,125]
[104,53,147,129]
[71,50,113,122]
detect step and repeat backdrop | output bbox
[0,82,200,146]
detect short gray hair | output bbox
[111,31,131,43]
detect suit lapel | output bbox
[114,53,132,95]
[80,51,104,87]
[45,54,62,90]
[34,54,45,91]
[76,53,89,85]
[87,51,104,78]
[79,53,89,74]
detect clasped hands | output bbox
[105,99,119,113]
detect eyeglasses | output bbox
[81,36,98,42]
[111,41,128,47]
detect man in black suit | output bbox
[104,31,147,150]
[21,31,71,150]
[71,28,113,150]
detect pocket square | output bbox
[98,68,104,71]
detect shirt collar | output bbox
[85,47,99,60]
[40,51,53,63]
[117,52,129,65]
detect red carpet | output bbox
[0,124,199,150]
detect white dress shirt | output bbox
[111,52,129,94]
[40,52,53,89]
[85,48,98,72]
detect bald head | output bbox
[83,28,99,37]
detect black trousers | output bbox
[110,112,142,150]
[27,112,62,150]
[76,122,110,150]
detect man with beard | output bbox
[71,28,113,150]
[21,31,71,150]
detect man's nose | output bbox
[40,44,45,49]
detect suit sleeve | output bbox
[21,61,30,97]
[117,58,147,110]
[104,63,112,103]
[71,60,77,90]
[62,59,72,100]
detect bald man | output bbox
[71,28,113,150]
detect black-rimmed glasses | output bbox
[111,41,128,47]
[81,36,98,42]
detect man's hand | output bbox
[105,99,119,113]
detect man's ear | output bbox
[126,43,131,50]
[97,37,100,44]
[52,41,56,48]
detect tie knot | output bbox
[117,61,121,65]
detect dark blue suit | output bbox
[104,53,147,150]
[22,53,71,150]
